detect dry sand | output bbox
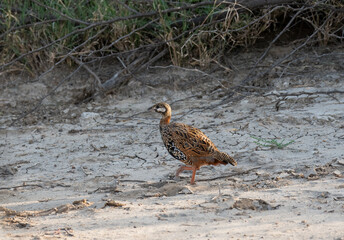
[1,47,344,239]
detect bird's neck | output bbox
[160,115,171,125]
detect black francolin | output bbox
[149,102,237,184]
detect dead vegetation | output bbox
[0,199,93,218]
[1,1,343,81]
[0,0,344,126]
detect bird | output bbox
[149,102,237,184]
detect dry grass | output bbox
[0,0,343,75]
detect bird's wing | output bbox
[169,123,218,157]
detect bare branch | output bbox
[198,167,261,182]
[114,0,139,14]
[264,89,344,97]
[10,65,83,126]
[30,0,91,25]
[238,9,336,88]
[0,19,64,39]
[254,5,307,66]
[70,55,103,91]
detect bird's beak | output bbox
[147,105,155,111]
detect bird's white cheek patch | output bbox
[156,107,166,113]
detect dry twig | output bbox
[198,167,261,182]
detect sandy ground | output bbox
[1,47,344,239]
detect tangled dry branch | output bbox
[1,0,343,125]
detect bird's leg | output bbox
[175,165,193,177]
[175,165,198,185]
[190,166,197,185]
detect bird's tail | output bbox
[214,151,237,166]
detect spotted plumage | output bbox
[149,102,237,184]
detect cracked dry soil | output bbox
[1,46,344,239]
